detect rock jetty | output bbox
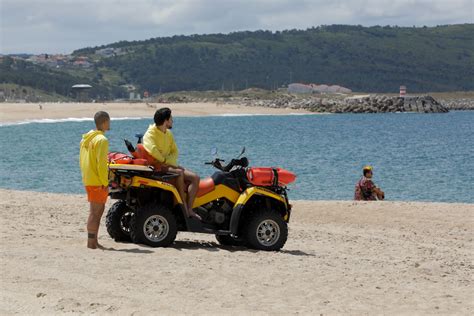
[158,92,473,113]
[437,98,474,111]
[238,95,450,113]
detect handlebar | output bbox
[204,157,248,171]
[205,158,224,165]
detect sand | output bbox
[0,102,312,123]
[0,189,472,314]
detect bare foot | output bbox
[188,211,202,221]
[87,238,104,249]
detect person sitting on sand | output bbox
[79,111,110,249]
[143,108,201,220]
[354,165,385,201]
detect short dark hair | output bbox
[154,107,172,126]
[94,111,110,127]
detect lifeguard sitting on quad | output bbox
[105,109,297,251]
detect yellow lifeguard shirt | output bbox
[142,124,179,167]
[79,130,109,186]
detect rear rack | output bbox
[110,164,180,182]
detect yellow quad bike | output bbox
[106,146,296,251]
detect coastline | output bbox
[0,102,313,124]
[1,189,472,314]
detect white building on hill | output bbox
[288,83,352,94]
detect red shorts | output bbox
[85,186,108,204]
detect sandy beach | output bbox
[0,102,312,123]
[0,189,472,314]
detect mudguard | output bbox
[130,176,183,204]
[229,187,288,235]
[109,164,181,203]
[193,184,240,208]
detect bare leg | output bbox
[168,167,201,220]
[184,169,200,212]
[167,168,193,216]
[174,170,187,209]
[87,202,105,249]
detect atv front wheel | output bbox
[130,204,177,247]
[215,234,246,247]
[106,201,134,242]
[244,211,288,251]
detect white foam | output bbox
[288,112,325,116]
[0,116,148,127]
[209,113,322,117]
[212,113,266,117]
[0,113,323,126]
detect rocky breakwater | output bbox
[438,98,474,111]
[340,95,449,113]
[239,95,450,113]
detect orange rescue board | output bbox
[247,167,296,186]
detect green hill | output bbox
[0,57,125,100]
[75,24,473,94]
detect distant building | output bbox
[96,47,123,57]
[72,56,91,68]
[287,83,313,93]
[121,84,136,92]
[288,83,352,94]
[72,84,92,102]
[129,92,141,100]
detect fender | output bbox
[129,176,204,232]
[193,184,240,208]
[130,176,183,204]
[109,164,181,203]
[229,187,288,235]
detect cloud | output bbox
[1,0,472,54]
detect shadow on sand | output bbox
[106,240,315,256]
[171,240,315,256]
[100,245,154,254]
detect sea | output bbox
[0,112,473,203]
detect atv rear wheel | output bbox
[129,204,177,247]
[244,210,288,251]
[106,201,134,242]
[215,234,246,247]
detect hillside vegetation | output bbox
[78,24,474,93]
[0,57,124,100]
[1,24,473,99]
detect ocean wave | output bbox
[211,113,266,117]
[0,113,323,126]
[0,116,147,127]
[209,113,321,117]
[288,112,324,116]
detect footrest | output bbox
[185,217,205,233]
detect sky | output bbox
[1,0,473,54]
